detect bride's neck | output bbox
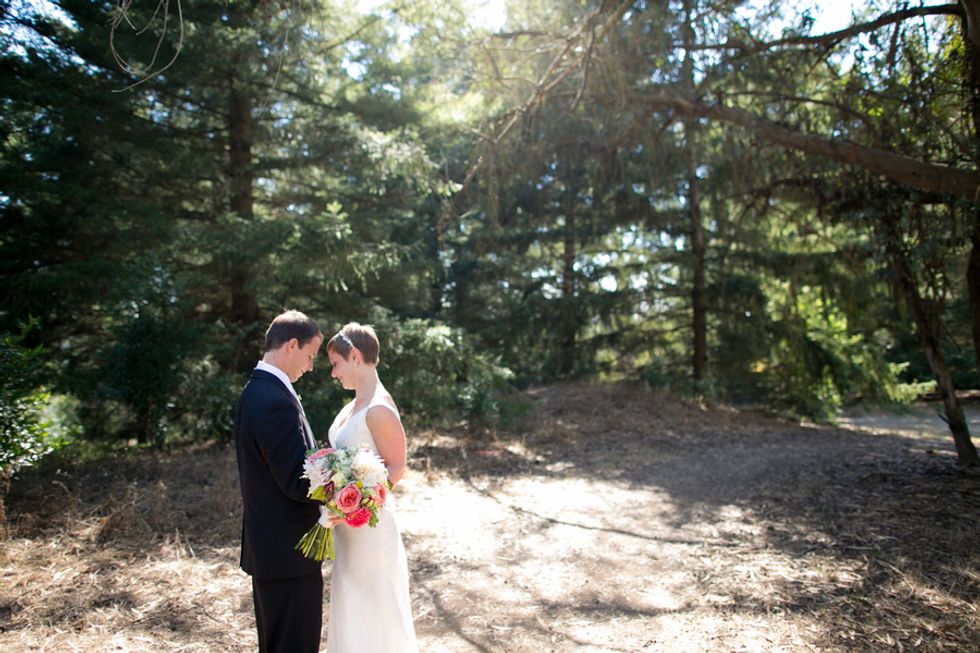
[354,367,381,401]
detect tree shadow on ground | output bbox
[420,382,980,651]
[3,384,978,652]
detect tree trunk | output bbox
[964,8,980,387]
[428,228,445,318]
[451,258,475,326]
[963,0,980,50]
[682,0,707,384]
[0,470,10,539]
[688,151,708,383]
[881,215,979,466]
[559,193,577,377]
[970,229,980,386]
[228,61,259,371]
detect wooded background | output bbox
[2,0,979,471]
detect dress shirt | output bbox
[256,361,300,403]
[255,360,315,449]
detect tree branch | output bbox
[684,4,963,54]
[443,0,634,221]
[639,92,980,200]
[962,0,980,49]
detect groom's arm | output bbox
[255,400,318,504]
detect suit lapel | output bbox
[251,370,316,450]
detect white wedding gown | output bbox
[326,396,418,653]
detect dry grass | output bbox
[0,443,248,652]
[1,381,978,652]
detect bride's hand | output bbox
[319,505,346,527]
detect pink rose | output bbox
[309,448,335,461]
[345,508,372,528]
[336,484,362,513]
[372,483,387,507]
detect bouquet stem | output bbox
[296,524,334,561]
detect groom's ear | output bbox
[287,337,300,352]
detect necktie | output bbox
[296,398,316,450]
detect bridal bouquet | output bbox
[295,446,390,561]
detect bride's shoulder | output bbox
[367,392,400,418]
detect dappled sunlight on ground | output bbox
[1,384,978,651]
[838,402,980,441]
[396,466,877,651]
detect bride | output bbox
[324,323,418,652]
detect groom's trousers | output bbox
[252,570,323,653]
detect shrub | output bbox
[101,312,198,445]
[339,310,515,425]
[0,320,69,525]
[168,355,241,442]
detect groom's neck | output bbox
[261,352,288,376]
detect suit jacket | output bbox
[234,368,321,579]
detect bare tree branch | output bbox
[110,0,184,92]
[570,21,597,112]
[682,4,963,54]
[639,91,980,200]
[491,30,559,40]
[441,0,634,226]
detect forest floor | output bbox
[1,382,979,652]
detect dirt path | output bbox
[1,383,978,652]
[401,386,980,652]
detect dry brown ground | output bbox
[1,382,978,652]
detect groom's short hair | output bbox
[264,310,322,352]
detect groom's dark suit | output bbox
[235,368,322,653]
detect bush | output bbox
[351,310,515,424]
[0,320,69,490]
[763,290,919,420]
[168,355,241,442]
[101,312,198,445]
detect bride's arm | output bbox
[365,405,407,485]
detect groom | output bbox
[234,309,324,653]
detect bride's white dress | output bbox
[326,395,418,653]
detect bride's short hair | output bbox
[328,322,380,364]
